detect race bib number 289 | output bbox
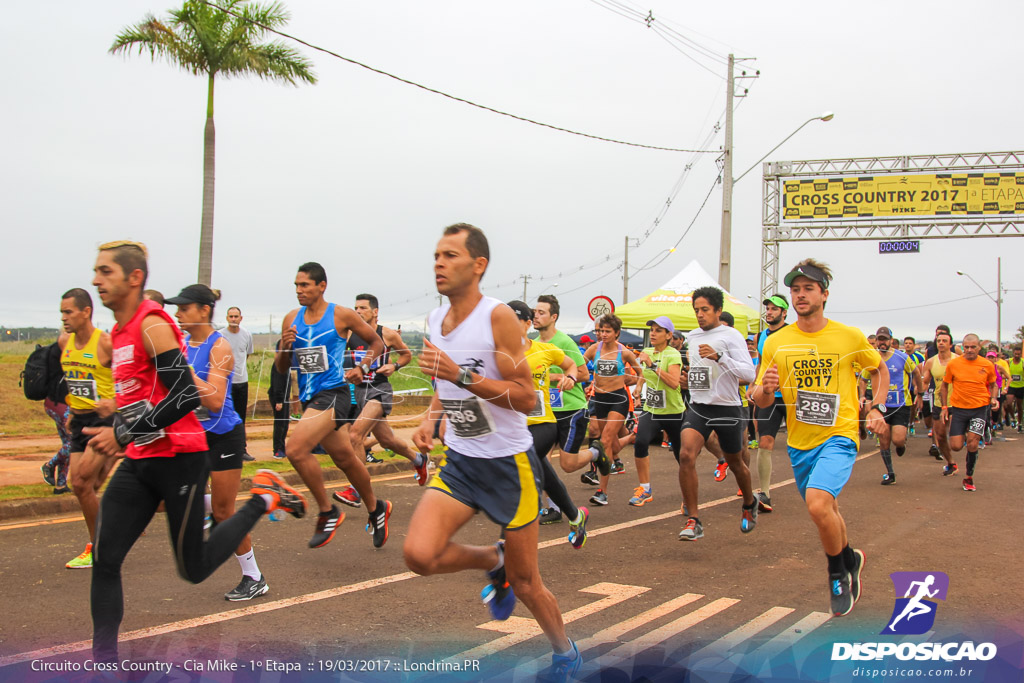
[795,390,839,427]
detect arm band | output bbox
[114,348,201,447]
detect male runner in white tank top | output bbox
[405,223,580,679]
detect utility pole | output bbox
[520,274,531,301]
[719,53,735,290]
[997,256,1002,349]
[623,235,629,303]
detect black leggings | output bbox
[529,423,579,520]
[634,411,683,461]
[91,451,265,662]
[272,404,290,453]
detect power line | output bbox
[200,1,715,154]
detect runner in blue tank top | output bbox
[275,262,392,549]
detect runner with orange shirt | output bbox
[940,333,998,492]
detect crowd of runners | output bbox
[37,225,1021,680]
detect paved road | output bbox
[1,430,1022,682]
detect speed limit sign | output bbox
[587,295,615,321]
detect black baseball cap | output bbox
[506,300,533,322]
[875,326,894,340]
[784,263,830,289]
[165,284,217,307]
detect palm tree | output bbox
[110,0,316,286]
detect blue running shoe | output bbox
[481,541,516,620]
[550,640,582,682]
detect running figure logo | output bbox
[881,571,949,635]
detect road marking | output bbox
[0,571,418,668]
[450,582,648,661]
[599,597,740,663]
[752,610,832,662]
[1,450,882,667]
[689,606,795,660]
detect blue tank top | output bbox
[185,330,242,435]
[594,342,626,377]
[292,303,348,402]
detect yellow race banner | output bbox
[782,172,1024,221]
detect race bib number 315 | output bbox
[688,366,711,391]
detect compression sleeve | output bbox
[113,348,201,447]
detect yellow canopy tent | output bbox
[614,260,762,336]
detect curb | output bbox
[0,458,419,524]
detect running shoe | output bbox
[332,485,362,508]
[748,439,758,449]
[539,507,563,525]
[251,469,307,518]
[589,490,608,506]
[928,444,941,460]
[880,472,896,485]
[829,570,854,617]
[224,575,269,601]
[628,486,653,507]
[849,548,866,604]
[757,491,774,513]
[741,501,758,533]
[610,459,625,475]
[413,453,430,486]
[550,640,582,682]
[365,449,384,464]
[681,502,689,517]
[909,425,915,436]
[580,469,599,486]
[366,499,392,548]
[568,507,589,549]
[203,514,213,531]
[962,477,976,492]
[273,450,286,459]
[678,517,703,541]
[66,543,93,569]
[308,505,344,548]
[242,452,255,462]
[481,541,516,620]
[736,488,743,497]
[943,463,958,476]
[41,462,55,486]
[53,486,70,495]
[713,462,728,482]
[591,440,611,476]
[312,444,327,455]
[895,445,906,457]
[927,429,933,438]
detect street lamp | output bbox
[957,259,1004,348]
[719,111,834,289]
[733,112,835,184]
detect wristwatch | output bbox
[870,403,887,415]
[359,362,371,375]
[455,367,475,387]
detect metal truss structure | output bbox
[760,151,1024,307]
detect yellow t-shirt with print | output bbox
[757,320,881,451]
[525,339,565,426]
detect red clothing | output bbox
[112,300,207,458]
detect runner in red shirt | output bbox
[83,241,306,663]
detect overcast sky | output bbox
[3,0,1022,343]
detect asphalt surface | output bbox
[1,428,1022,682]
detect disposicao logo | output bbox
[882,571,948,635]
[831,571,998,662]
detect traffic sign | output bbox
[588,296,615,321]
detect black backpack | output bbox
[21,342,65,402]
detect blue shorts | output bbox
[428,447,542,530]
[788,436,857,499]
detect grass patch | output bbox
[0,483,57,502]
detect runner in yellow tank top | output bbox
[58,289,117,569]
[922,331,958,474]
[1006,344,1024,433]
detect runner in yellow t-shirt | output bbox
[750,258,888,619]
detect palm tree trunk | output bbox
[198,74,216,286]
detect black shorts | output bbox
[354,382,394,417]
[754,396,786,440]
[553,408,588,454]
[301,386,355,430]
[591,389,629,420]
[921,397,933,416]
[1009,387,1024,400]
[206,423,245,472]
[68,411,115,453]
[682,403,746,454]
[948,406,989,438]
[883,405,911,428]
[529,422,559,459]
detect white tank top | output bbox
[429,296,533,459]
